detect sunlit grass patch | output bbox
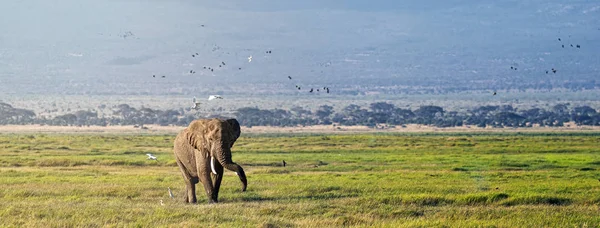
[0,133,599,226]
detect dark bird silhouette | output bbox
[576,44,580,48]
[510,66,514,70]
[196,53,199,55]
[552,68,557,73]
[571,44,574,47]
[153,75,156,78]
[239,67,242,70]
[219,65,221,67]
[514,67,517,70]
[190,70,193,74]
[326,88,329,93]
[211,69,214,72]
[562,45,565,48]
[203,66,207,69]
[309,88,313,93]
[546,70,549,74]
[323,87,326,90]
[558,38,561,41]
[283,160,286,167]
[201,25,205,27]
[297,86,301,90]
[192,54,195,57]
[288,76,292,80]
[222,61,226,65]
[161,75,166,78]
[493,91,497,96]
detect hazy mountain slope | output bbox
[0,0,598,96]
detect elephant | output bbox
[173,118,247,204]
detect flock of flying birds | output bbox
[498,34,586,96]
[148,31,333,110]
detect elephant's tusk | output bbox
[211,156,217,175]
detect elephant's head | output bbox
[187,118,247,191]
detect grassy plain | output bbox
[1,132,600,227]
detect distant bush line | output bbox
[1,102,599,128]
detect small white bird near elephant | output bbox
[168,187,174,199]
[146,153,157,160]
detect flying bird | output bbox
[146,153,157,160]
[576,44,580,48]
[546,70,549,74]
[493,91,497,96]
[153,75,156,78]
[552,68,557,73]
[222,61,226,66]
[309,88,313,93]
[192,97,201,110]
[208,95,223,100]
[558,38,561,41]
[248,56,252,62]
[161,75,166,78]
[288,76,292,80]
[562,45,565,48]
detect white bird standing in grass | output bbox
[208,95,223,100]
[168,187,174,199]
[146,153,157,160]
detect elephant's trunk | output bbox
[215,145,247,192]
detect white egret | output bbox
[146,153,157,160]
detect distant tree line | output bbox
[1,102,599,128]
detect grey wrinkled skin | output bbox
[173,118,247,204]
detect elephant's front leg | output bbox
[211,159,224,201]
[197,155,216,203]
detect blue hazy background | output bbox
[1,0,599,96]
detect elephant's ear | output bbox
[184,129,201,150]
[226,119,241,145]
[185,120,207,150]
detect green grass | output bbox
[1,133,600,227]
